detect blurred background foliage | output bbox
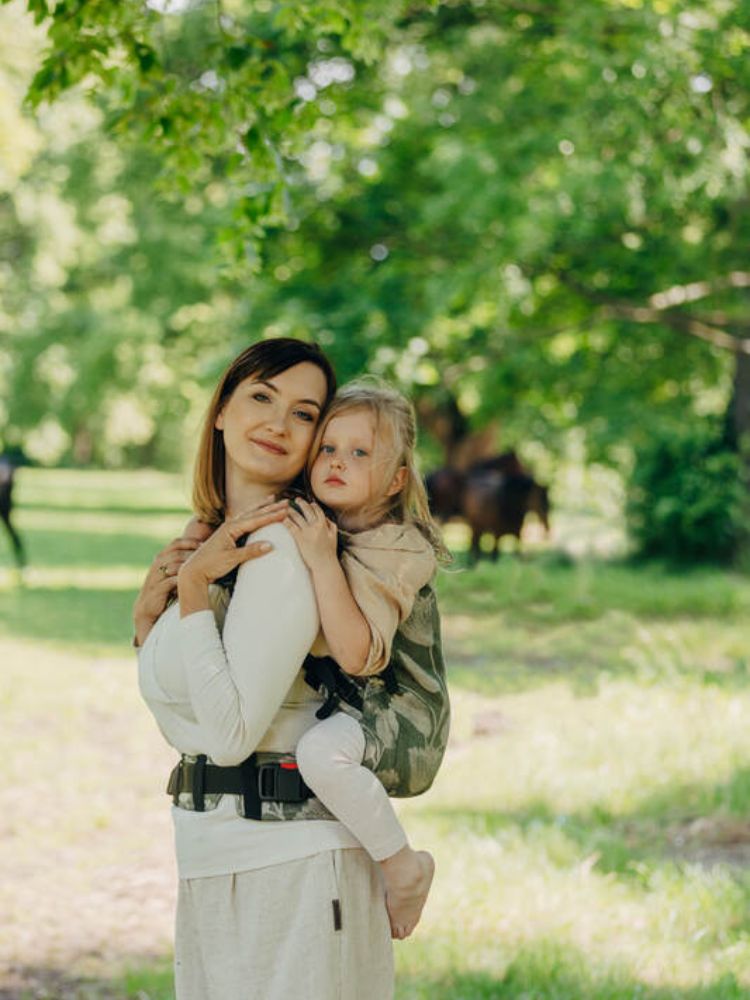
[1,0,749,558]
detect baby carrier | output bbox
[169,559,450,820]
[303,581,451,799]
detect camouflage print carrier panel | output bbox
[173,584,450,822]
[266,582,451,821]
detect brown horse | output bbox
[461,470,550,564]
[426,452,550,564]
[425,451,526,522]
[424,466,465,522]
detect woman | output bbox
[134,339,394,1000]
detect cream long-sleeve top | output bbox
[137,520,435,880]
[138,522,359,879]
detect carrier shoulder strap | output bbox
[303,654,401,719]
[303,655,365,718]
[380,662,400,694]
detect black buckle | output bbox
[192,754,207,812]
[258,762,309,802]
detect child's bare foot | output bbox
[380,847,435,939]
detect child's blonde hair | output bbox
[308,378,449,560]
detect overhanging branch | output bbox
[598,303,750,355]
[648,272,750,309]
[554,270,750,355]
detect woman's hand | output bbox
[285,499,339,574]
[177,498,289,616]
[133,521,215,647]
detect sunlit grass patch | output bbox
[387,674,750,994]
[2,467,750,999]
[0,635,177,997]
[19,510,190,542]
[15,467,191,513]
[443,610,750,696]
[0,582,137,649]
[396,942,750,1000]
[422,682,750,833]
[4,566,148,589]
[437,557,747,623]
[0,469,191,649]
[395,814,750,997]
[437,559,750,697]
[121,959,174,999]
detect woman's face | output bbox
[215,362,328,490]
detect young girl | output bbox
[285,380,450,940]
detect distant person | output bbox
[0,455,25,570]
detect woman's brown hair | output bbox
[193,339,337,525]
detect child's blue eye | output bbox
[353,448,368,458]
[320,444,335,454]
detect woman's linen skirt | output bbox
[174,847,393,1000]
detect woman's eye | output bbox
[294,409,315,423]
[252,391,271,403]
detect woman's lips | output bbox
[252,438,287,455]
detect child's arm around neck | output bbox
[285,498,372,675]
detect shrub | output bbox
[626,422,745,564]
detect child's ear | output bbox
[386,466,408,497]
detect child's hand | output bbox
[285,499,338,572]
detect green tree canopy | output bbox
[2,0,749,478]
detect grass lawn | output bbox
[2,468,750,999]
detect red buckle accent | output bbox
[280,761,298,770]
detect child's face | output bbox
[310,409,381,514]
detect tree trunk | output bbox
[731,350,750,563]
[72,426,94,466]
[414,391,503,469]
[733,350,750,456]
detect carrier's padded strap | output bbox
[381,662,400,695]
[239,755,262,820]
[193,753,207,812]
[304,656,342,719]
[316,689,339,720]
[303,654,364,718]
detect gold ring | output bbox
[159,564,169,578]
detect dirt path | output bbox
[1,638,179,998]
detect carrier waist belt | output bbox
[167,753,313,820]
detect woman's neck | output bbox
[224,471,282,520]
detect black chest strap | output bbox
[302,654,399,719]
[381,662,400,694]
[303,655,364,718]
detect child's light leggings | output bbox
[295,712,409,862]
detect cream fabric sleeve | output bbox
[340,524,436,677]
[179,521,320,766]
